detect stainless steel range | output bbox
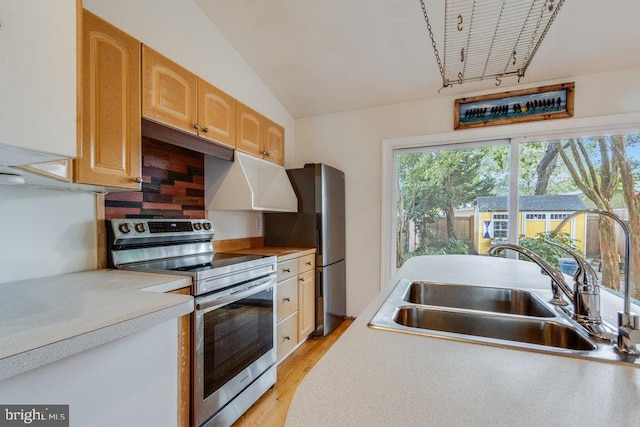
[108,218,277,427]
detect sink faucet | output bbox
[550,208,640,356]
[488,242,615,342]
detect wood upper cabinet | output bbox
[142,45,235,148]
[264,118,285,166]
[236,102,285,165]
[142,45,198,135]
[235,101,264,157]
[76,9,141,189]
[197,79,236,148]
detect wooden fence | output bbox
[407,216,475,253]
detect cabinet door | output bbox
[235,102,264,157]
[0,0,77,163]
[142,45,198,135]
[263,118,285,166]
[298,269,316,341]
[76,9,141,189]
[197,79,235,148]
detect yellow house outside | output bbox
[474,195,587,255]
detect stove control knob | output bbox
[193,222,202,230]
[202,222,212,230]
[134,223,146,233]
[118,223,131,234]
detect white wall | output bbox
[0,187,97,283]
[295,68,640,317]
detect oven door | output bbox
[193,273,276,427]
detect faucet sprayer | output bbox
[549,208,639,355]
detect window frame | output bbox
[381,112,640,287]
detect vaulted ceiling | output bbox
[195,0,640,119]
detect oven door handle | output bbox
[196,275,275,311]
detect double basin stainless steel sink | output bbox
[369,280,639,365]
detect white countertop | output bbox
[286,255,640,426]
[0,269,193,380]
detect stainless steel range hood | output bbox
[206,151,297,212]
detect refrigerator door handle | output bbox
[316,267,323,297]
[315,228,322,266]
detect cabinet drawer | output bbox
[277,259,298,282]
[298,253,315,273]
[277,312,298,362]
[277,277,298,322]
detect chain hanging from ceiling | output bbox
[419,0,565,90]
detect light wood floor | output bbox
[233,318,354,427]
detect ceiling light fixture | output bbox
[419,0,565,90]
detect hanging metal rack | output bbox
[419,0,565,89]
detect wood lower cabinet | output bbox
[275,252,316,363]
[297,254,316,341]
[168,286,192,427]
[276,258,299,363]
[277,311,298,362]
[76,9,141,189]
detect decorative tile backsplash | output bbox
[105,137,205,219]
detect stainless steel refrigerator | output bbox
[264,163,346,336]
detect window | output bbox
[525,213,546,220]
[391,130,640,302]
[492,214,509,239]
[395,141,508,267]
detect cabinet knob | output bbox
[283,336,291,341]
[300,277,305,282]
[306,262,312,266]
[264,151,271,157]
[283,297,291,302]
[283,268,291,273]
[202,127,209,133]
[192,124,200,130]
[133,177,143,183]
